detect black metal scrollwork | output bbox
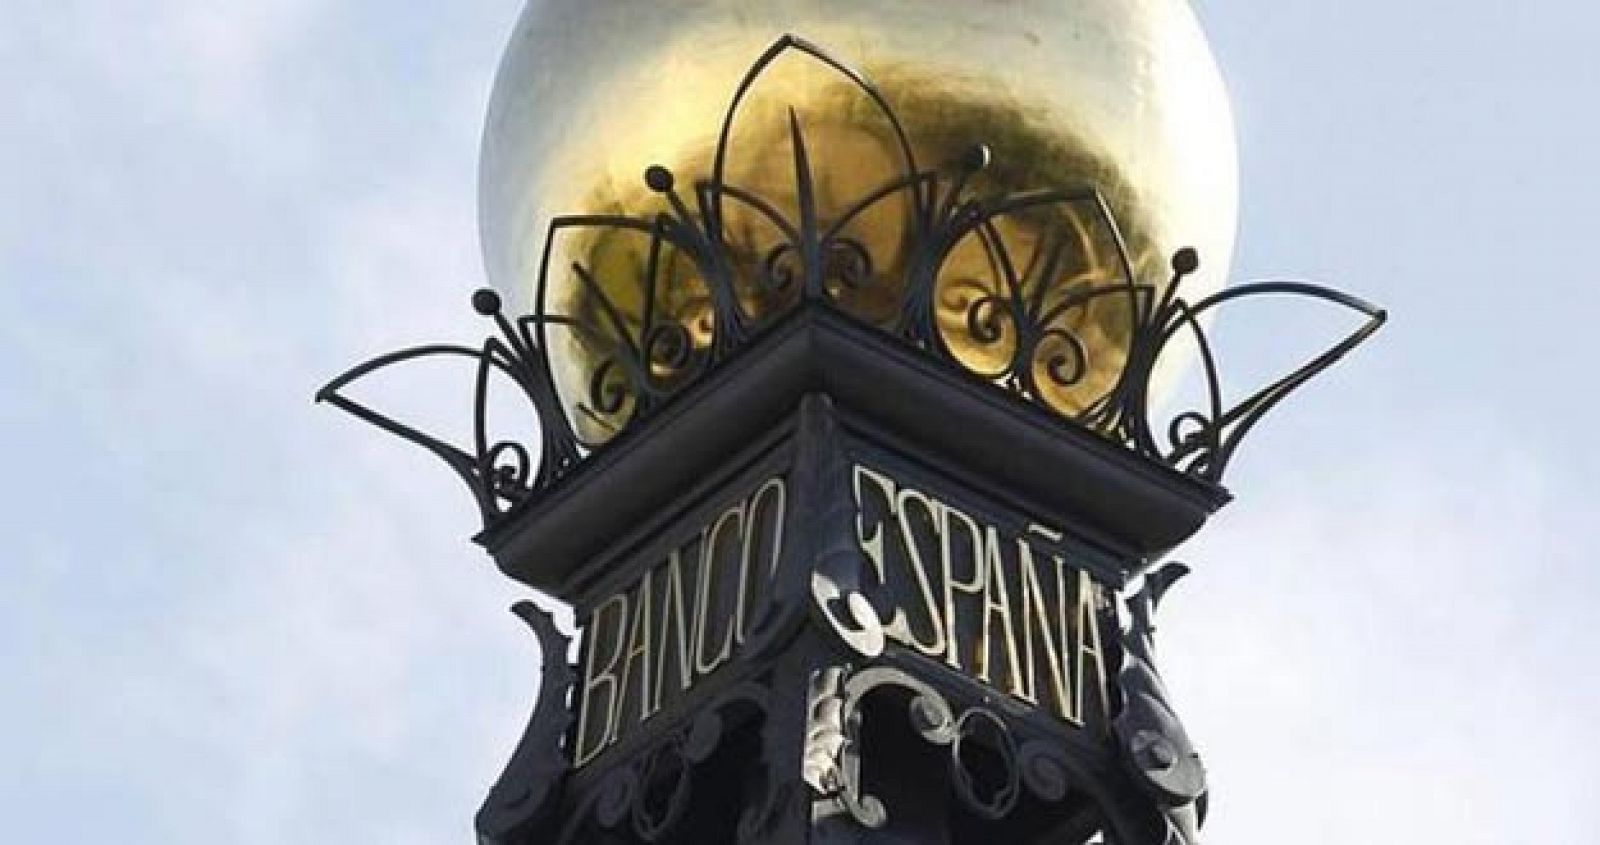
[548,683,772,844]
[950,708,1023,820]
[804,664,1184,841]
[475,602,576,845]
[320,34,1385,531]
[1115,563,1208,845]
[317,289,582,528]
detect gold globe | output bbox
[480,0,1238,445]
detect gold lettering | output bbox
[841,470,1111,734]
[891,487,947,657]
[1016,540,1069,716]
[980,525,1024,691]
[617,576,655,728]
[653,550,693,713]
[1073,570,1111,727]
[692,503,743,674]
[573,476,791,768]
[853,466,895,583]
[736,478,787,643]
[574,593,629,767]
[941,501,985,672]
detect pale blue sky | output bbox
[3,2,1597,842]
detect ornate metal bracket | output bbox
[475,602,575,845]
[319,35,1385,534]
[1115,563,1207,845]
[551,683,772,844]
[804,663,1181,842]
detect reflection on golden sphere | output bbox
[481,0,1238,444]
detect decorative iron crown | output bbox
[318,36,1385,532]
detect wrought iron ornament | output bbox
[476,602,575,843]
[318,36,1386,534]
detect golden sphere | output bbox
[481,0,1238,444]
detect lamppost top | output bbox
[317,9,1388,842]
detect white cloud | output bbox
[73,0,317,122]
[1162,430,1596,843]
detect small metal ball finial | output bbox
[473,289,503,316]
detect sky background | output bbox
[4,1,1598,842]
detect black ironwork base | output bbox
[475,396,1210,845]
